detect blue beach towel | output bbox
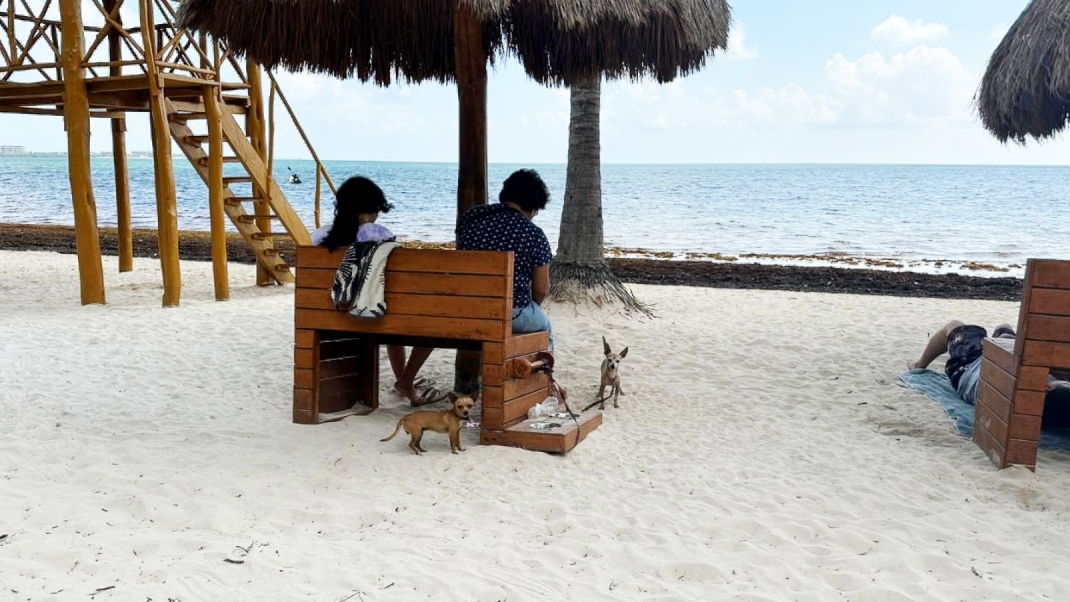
[898,369,1070,450]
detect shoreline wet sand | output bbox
[0,223,1021,301]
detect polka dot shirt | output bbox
[457,203,552,310]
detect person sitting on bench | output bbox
[314,176,444,406]
[457,169,555,350]
[910,321,1070,405]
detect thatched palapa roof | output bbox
[177,0,731,86]
[978,0,1070,143]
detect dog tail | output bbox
[380,419,404,442]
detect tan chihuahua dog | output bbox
[599,336,628,409]
[381,392,475,455]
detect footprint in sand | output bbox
[658,562,724,583]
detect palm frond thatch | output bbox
[176,0,731,86]
[978,0,1070,143]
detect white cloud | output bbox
[825,46,975,125]
[727,24,758,60]
[871,15,949,46]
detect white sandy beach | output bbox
[2,249,1069,602]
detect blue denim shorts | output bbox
[512,301,554,351]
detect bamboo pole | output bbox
[246,59,273,285]
[105,0,132,273]
[452,2,489,394]
[141,0,180,306]
[314,167,321,229]
[59,0,106,305]
[204,83,229,300]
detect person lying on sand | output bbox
[909,320,1070,405]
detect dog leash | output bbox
[580,393,614,413]
[535,352,581,429]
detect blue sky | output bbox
[3,0,1067,164]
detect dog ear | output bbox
[447,391,458,403]
[619,346,628,359]
[603,336,611,356]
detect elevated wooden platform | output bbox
[0,74,249,114]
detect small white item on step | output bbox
[528,397,560,420]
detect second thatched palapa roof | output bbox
[177,0,731,86]
[978,0,1070,143]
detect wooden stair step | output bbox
[196,156,241,166]
[184,135,210,145]
[223,176,253,185]
[237,214,280,223]
[252,232,292,240]
[169,112,207,122]
[274,263,292,272]
[225,196,263,206]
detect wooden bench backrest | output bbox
[1015,259,1070,370]
[295,246,515,342]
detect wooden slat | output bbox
[504,372,550,401]
[295,329,315,349]
[483,342,504,365]
[502,388,548,426]
[972,421,1006,469]
[481,407,503,430]
[320,338,363,361]
[977,380,1012,424]
[1029,288,1070,317]
[482,385,503,408]
[1018,366,1049,392]
[974,401,1008,447]
[295,368,314,390]
[1024,315,1070,343]
[1031,260,1070,289]
[482,363,503,386]
[293,408,316,425]
[1021,341,1070,370]
[296,267,509,298]
[1013,390,1046,417]
[1005,439,1038,468]
[319,374,363,414]
[294,288,507,320]
[982,339,1016,375]
[358,339,380,410]
[1008,413,1043,442]
[320,357,362,380]
[504,331,551,359]
[294,348,315,370]
[296,309,503,341]
[295,246,512,273]
[981,358,1016,402]
[294,387,313,411]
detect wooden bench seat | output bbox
[974,259,1070,471]
[292,246,601,453]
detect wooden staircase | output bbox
[166,98,311,283]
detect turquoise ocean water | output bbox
[2,156,1068,274]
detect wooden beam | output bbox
[453,2,489,394]
[59,0,105,305]
[204,83,229,300]
[246,59,273,285]
[105,0,132,273]
[453,3,488,223]
[142,0,180,306]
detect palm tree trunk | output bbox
[552,78,649,315]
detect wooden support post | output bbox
[59,0,106,305]
[453,3,490,394]
[106,0,132,273]
[205,84,229,300]
[246,59,273,286]
[142,0,181,306]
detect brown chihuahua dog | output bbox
[381,392,475,455]
[599,336,628,409]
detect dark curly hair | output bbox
[499,169,550,212]
[321,176,393,251]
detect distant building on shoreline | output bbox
[0,145,27,155]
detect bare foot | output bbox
[907,361,924,371]
[393,382,425,406]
